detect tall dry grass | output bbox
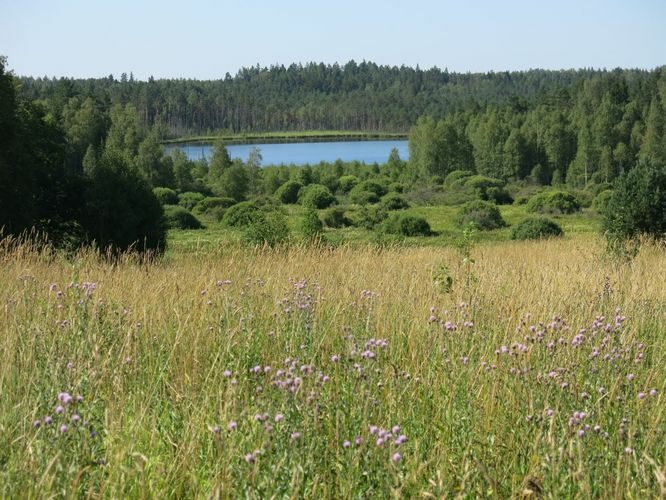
[0,236,664,498]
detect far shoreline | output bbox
[161,130,408,146]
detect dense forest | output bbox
[2,57,666,252]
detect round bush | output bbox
[275,180,303,204]
[163,205,202,230]
[222,202,262,227]
[388,182,406,193]
[444,170,474,186]
[510,217,563,240]
[349,190,380,205]
[380,192,410,210]
[351,180,388,198]
[337,175,360,194]
[383,213,432,236]
[322,207,352,228]
[152,187,178,206]
[178,191,205,210]
[298,184,336,209]
[486,186,514,205]
[300,208,324,239]
[526,191,581,215]
[193,197,236,214]
[243,211,290,247]
[456,200,506,230]
[593,189,614,213]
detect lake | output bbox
[165,139,409,166]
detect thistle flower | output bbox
[392,452,402,463]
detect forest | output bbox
[1,57,666,252]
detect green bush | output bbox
[163,205,203,230]
[322,207,352,228]
[300,208,324,240]
[388,182,406,193]
[526,191,581,215]
[299,184,336,209]
[456,200,506,230]
[222,202,262,227]
[510,217,563,240]
[337,175,360,194]
[380,192,410,210]
[486,186,514,205]
[345,205,388,229]
[602,161,666,242]
[383,213,432,236]
[275,180,303,204]
[571,190,594,208]
[243,211,290,247]
[152,187,178,206]
[444,170,474,186]
[593,189,614,213]
[178,191,205,210]
[349,180,388,204]
[193,197,236,214]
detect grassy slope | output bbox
[0,221,664,497]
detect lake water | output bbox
[165,139,409,166]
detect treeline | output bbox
[17,61,664,136]
[409,68,666,187]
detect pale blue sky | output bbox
[1,0,664,80]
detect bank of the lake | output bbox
[162,130,407,145]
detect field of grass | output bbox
[1,232,664,497]
[162,130,407,145]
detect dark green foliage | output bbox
[299,184,336,209]
[275,180,303,204]
[346,205,389,229]
[82,151,166,252]
[388,182,406,193]
[222,202,262,227]
[349,180,388,204]
[178,192,206,210]
[322,207,352,228]
[593,189,614,213]
[444,170,474,186]
[380,192,410,210]
[526,191,581,215]
[152,187,178,206]
[456,200,506,230]
[300,209,324,239]
[602,161,666,242]
[194,196,236,212]
[486,187,514,205]
[163,205,203,230]
[337,175,360,193]
[510,217,563,240]
[383,213,432,236]
[243,211,290,247]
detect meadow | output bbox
[1,231,664,498]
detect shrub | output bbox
[486,186,514,205]
[163,205,203,230]
[349,180,388,204]
[152,187,178,206]
[571,190,594,208]
[275,180,303,204]
[510,217,563,240]
[602,161,666,242]
[383,213,432,236]
[82,151,166,253]
[222,202,262,227]
[388,182,406,193]
[456,200,506,230]
[193,197,236,214]
[345,205,388,229]
[593,189,614,213]
[300,208,324,240]
[243,211,290,247]
[322,207,352,228]
[178,191,205,210]
[299,184,336,209]
[444,170,474,186]
[380,192,410,210]
[526,191,580,215]
[337,175,360,194]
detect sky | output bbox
[1,0,664,80]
